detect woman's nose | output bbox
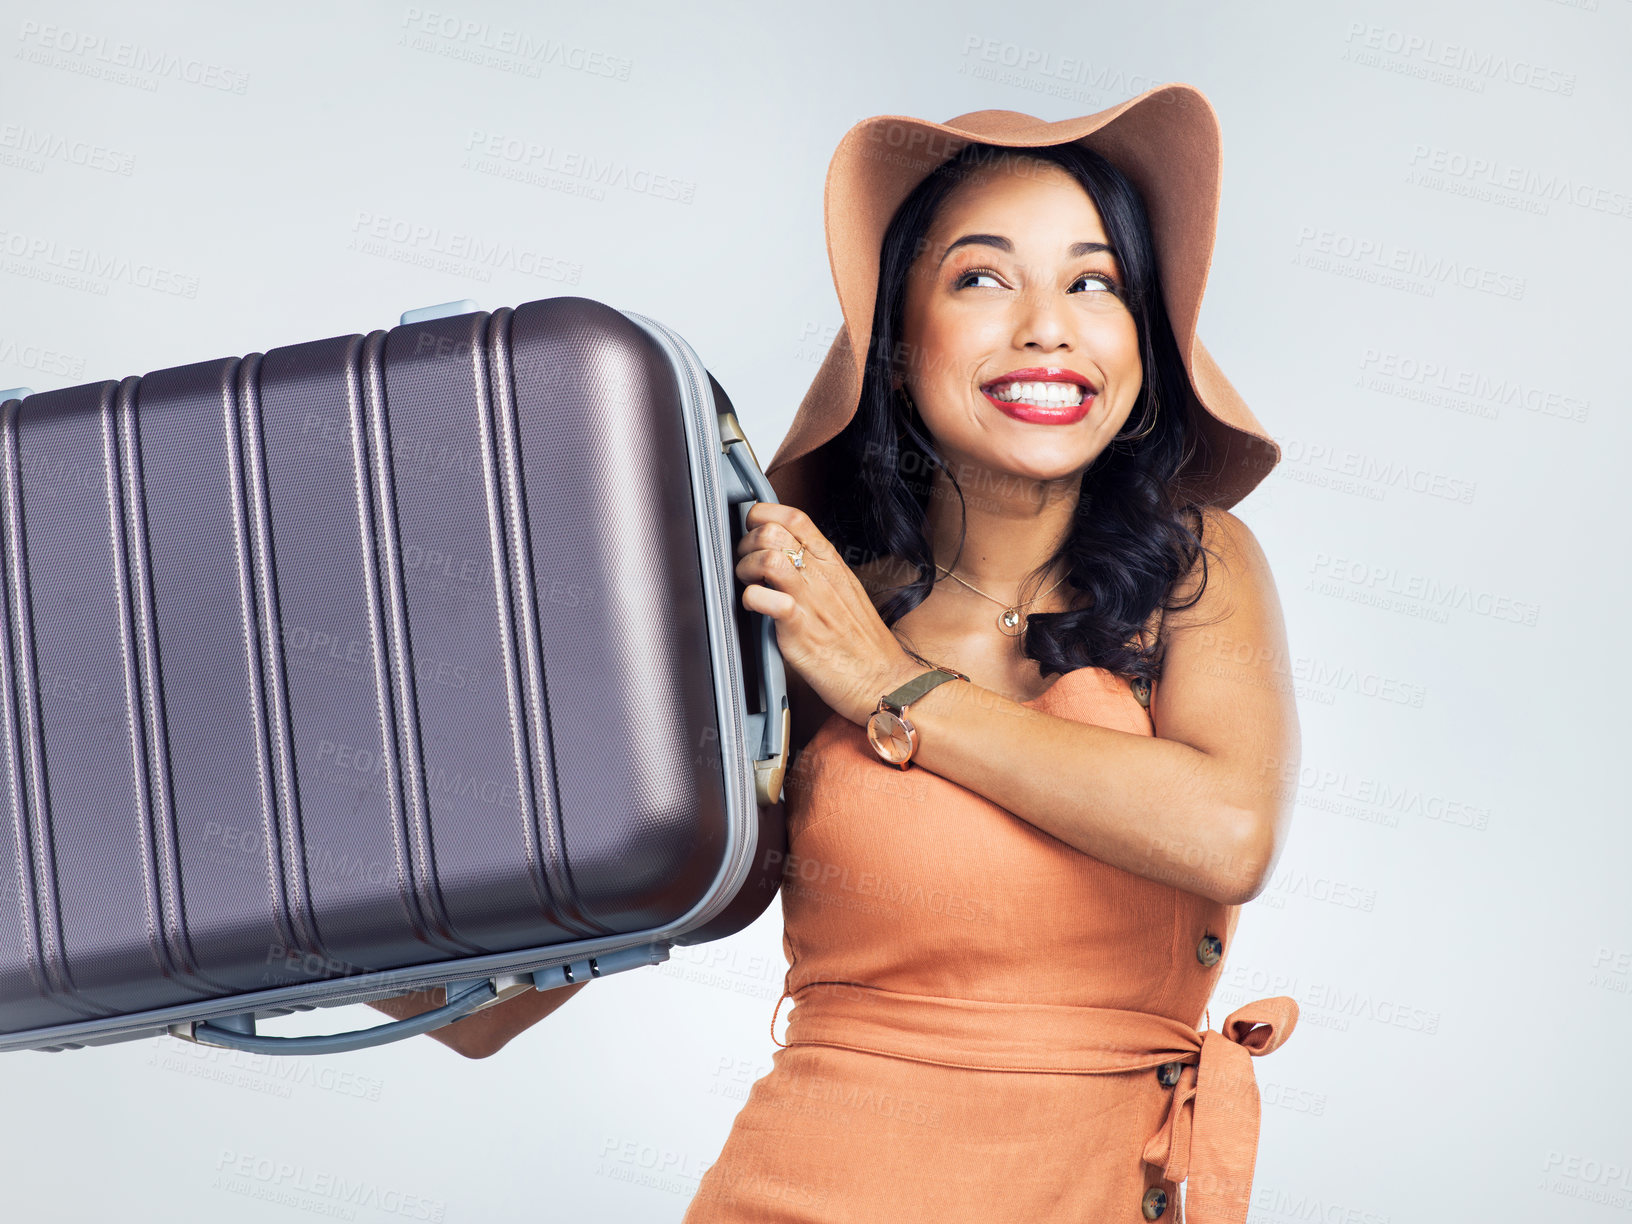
[1012,284,1072,352]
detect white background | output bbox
[1,1,1628,1221]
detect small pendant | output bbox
[999,607,1023,637]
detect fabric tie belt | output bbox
[771,981,1298,1224]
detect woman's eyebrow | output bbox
[937,234,1119,266]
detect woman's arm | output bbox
[366,979,591,1059]
[873,507,1299,905]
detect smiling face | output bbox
[896,155,1144,495]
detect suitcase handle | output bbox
[718,413,791,807]
[164,946,669,1057]
[169,978,499,1055]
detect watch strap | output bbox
[882,666,968,711]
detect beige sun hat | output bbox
[764,82,1280,519]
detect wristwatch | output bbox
[866,666,969,770]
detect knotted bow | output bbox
[1140,996,1299,1224]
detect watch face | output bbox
[867,710,914,765]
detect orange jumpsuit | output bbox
[682,666,1296,1223]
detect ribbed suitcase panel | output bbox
[254,334,472,971]
[15,381,214,1011]
[369,312,589,951]
[0,391,115,1029]
[506,300,727,930]
[130,358,315,993]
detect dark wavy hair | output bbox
[813,140,1225,684]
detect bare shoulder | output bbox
[1152,504,1299,898]
[1155,507,1297,771]
[1161,505,1279,636]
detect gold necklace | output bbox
[934,563,1071,638]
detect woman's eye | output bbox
[954,268,1119,294]
[1071,273,1120,294]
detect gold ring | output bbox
[782,545,806,571]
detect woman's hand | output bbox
[735,502,923,726]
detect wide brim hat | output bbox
[765,81,1280,519]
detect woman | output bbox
[684,85,1301,1223]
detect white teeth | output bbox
[988,379,1088,406]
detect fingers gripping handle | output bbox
[717,411,790,808]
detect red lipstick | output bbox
[980,367,1097,425]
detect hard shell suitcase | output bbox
[0,295,790,1055]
